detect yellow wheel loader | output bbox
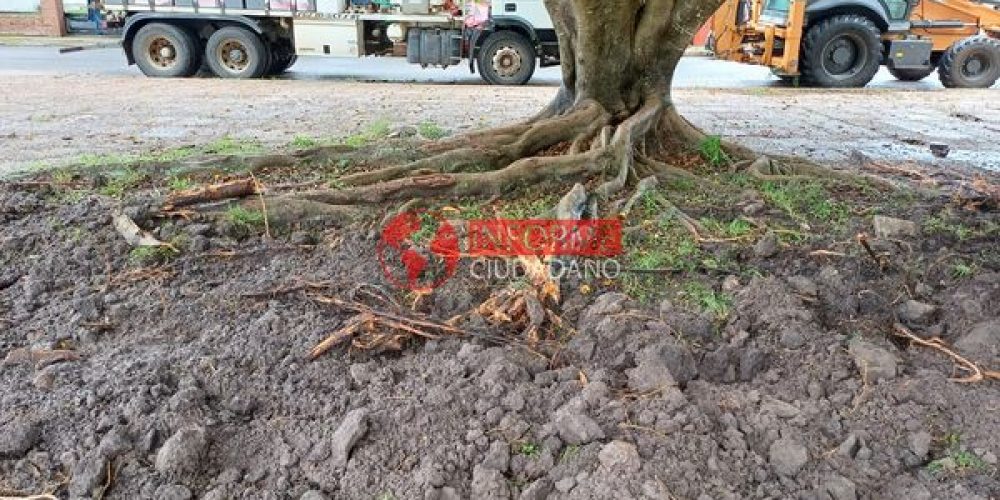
[709,0,1000,88]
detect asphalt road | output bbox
[0,45,959,89]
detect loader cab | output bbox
[759,0,916,27]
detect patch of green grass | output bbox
[700,217,754,239]
[167,176,196,192]
[345,119,392,148]
[99,168,144,197]
[497,195,557,219]
[290,135,319,149]
[951,262,974,279]
[926,434,989,476]
[128,245,179,266]
[697,135,731,168]
[51,169,74,184]
[681,282,731,320]
[517,442,540,457]
[225,206,266,231]
[923,210,975,241]
[202,136,263,156]
[760,180,849,226]
[417,121,448,140]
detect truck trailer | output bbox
[103,0,558,85]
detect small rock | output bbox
[554,411,604,445]
[761,399,800,418]
[68,453,109,497]
[721,275,741,293]
[155,426,207,476]
[873,215,917,239]
[821,475,857,500]
[155,484,193,500]
[330,408,369,468]
[300,490,330,500]
[754,231,780,258]
[909,431,932,460]
[471,465,509,499]
[848,340,898,381]
[954,320,1000,365]
[598,440,641,473]
[290,231,317,246]
[896,300,937,326]
[481,441,510,472]
[0,421,40,458]
[837,434,861,458]
[769,438,809,476]
[519,478,553,500]
[554,476,576,493]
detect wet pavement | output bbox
[1,45,992,90]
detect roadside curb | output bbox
[0,35,116,47]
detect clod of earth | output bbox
[330,408,369,468]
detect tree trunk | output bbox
[291,0,740,208]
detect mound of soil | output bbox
[1,155,999,500]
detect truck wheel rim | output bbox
[147,37,178,69]
[218,40,250,73]
[492,46,523,78]
[821,34,866,80]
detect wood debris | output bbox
[2,347,80,370]
[112,213,173,249]
[162,178,260,211]
[308,295,467,358]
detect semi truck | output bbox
[103,0,558,85]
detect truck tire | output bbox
[133,23,201,78]
[888,66,935,82]
[266,42,297,76]
[478,31,536,85]
[938,37,1000,88]
[205,27,269,79]
[800,15,883,88]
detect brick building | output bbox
[0,0,67,37]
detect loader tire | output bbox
[800,15,883,88]
[888,66,935,82]
[938,37,1000,88]
[206,27,269,79]
[133,23,201,78]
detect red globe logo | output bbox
[377,210,460,292]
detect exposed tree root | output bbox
[892,324,1000,383]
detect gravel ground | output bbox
[1,75,999,176]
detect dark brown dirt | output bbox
[1,138,999,500]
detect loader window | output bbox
[763,0,791,14]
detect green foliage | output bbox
[700,217,754,239]
[926,433,988,475]
[951,262,974,279]
[225,206,266,230]
[697,136,730,168]
[202,136,263,156]
[518,442,540,457]
[128,245,179,266]
[290,135,319,148]
[417,121,448,140]
[760,180,849,226]
[409,212,440,245]
[99,168,144,197]
[682,282,731,320]
[345,119,392,147]
[167,176,196,192]
[924,210,975,241]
